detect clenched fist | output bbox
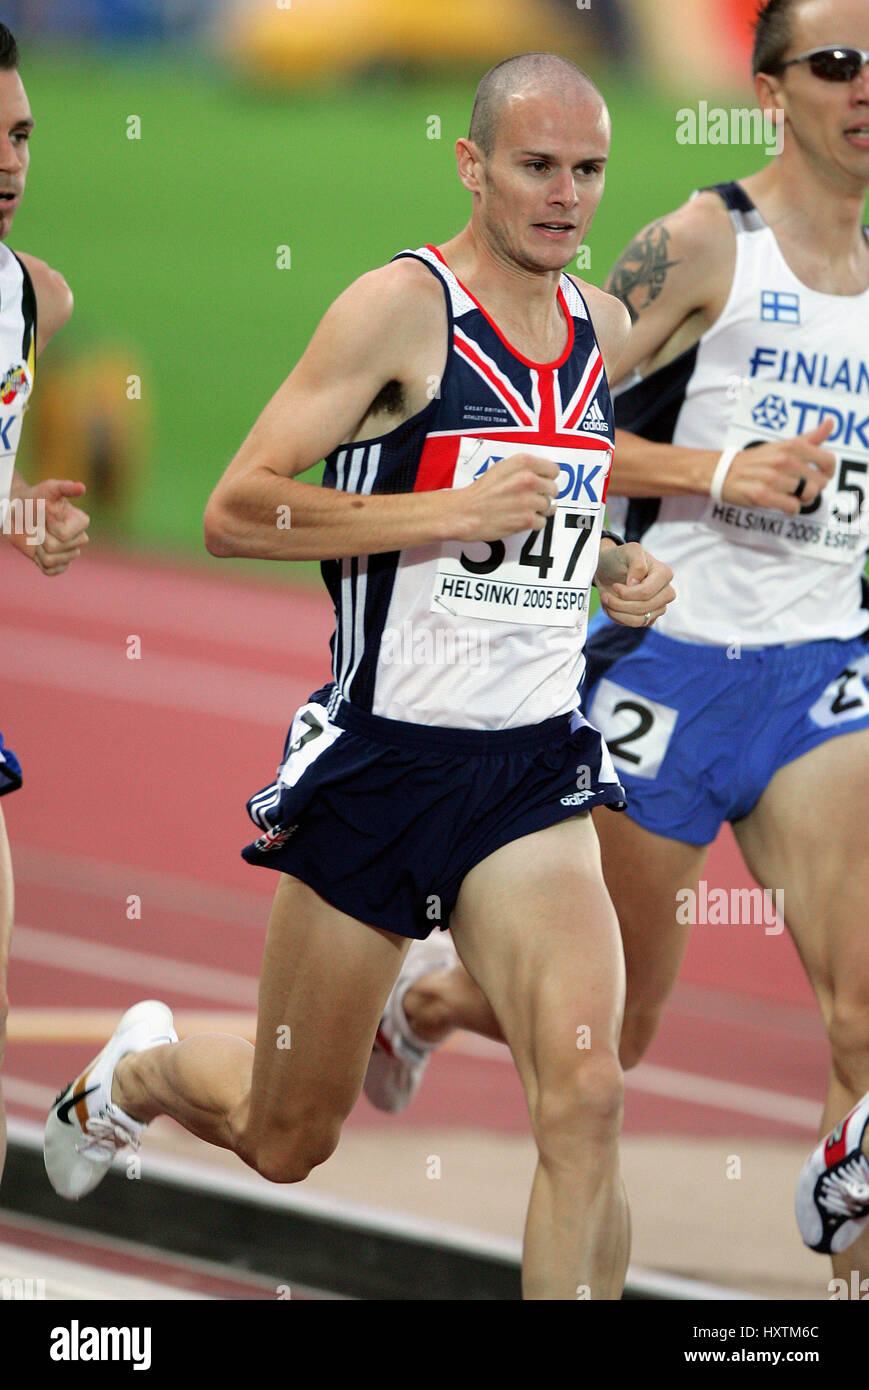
[456,453,560,543]
[6,478,89,575]
[596,540,674,628]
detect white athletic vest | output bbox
[0,244,35,506]
[608,182,869,646]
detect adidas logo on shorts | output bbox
[560,790,595,807]
[581,399,609,434]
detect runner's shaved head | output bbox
[469,53,604,157]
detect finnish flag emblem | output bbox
[760,290,800,324]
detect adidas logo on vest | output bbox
[581,398,609,433]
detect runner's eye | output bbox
[806,47,865,81]
[781,45,869,81]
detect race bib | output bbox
[431,437,610,627]
[809,655,869,729]
[587,679,679,780]
[704,378,869,566]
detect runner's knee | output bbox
[828,997,869,1092]
[531,1054,624,1167]
[237,1116,342,1185]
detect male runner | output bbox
[0,23,90,1181]
[363,0,869,1278]
[43,53,675,1300]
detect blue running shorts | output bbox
[242,686,626,940]
[582,615,869,846]
[0,729,22,797]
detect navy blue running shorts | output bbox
[242,687,626,940]
[0,729,22,797]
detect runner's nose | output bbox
[548,167,579,208]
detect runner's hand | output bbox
[596,541,674,628]
[459,453,559,542]
[5,478,89,575]
[719,420,836,514]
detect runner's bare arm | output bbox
[4,252,88,575]
[604,195,836,511]
[204,260,560,561]
[570,279,673,611]
[15,251,73,355]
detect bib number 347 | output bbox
[431,437,611,627]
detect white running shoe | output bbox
[364,932,457,1114]
[44,1000,177,1201]
[796,1089,869,1254]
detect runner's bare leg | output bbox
[113,875,409,1182]
[450,815,629,1300]
[403,809,706,1072]
[733,729,869,1283]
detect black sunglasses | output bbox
[779,45,869,81]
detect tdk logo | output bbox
[752,394,789,431]
[756,400,869,447]
[556,461,602,503]
[473,453,602,503]
[0,416,16,450]
[760,290,800,324]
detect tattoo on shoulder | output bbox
[606,224,680,323]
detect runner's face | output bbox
[776,0,869,186]
[0,68,31,240]
[478,90,610,274]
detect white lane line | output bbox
[4,1053,821,1134]
[442,1035,821,1131]
[0,1241,210,1300]
[0,624,317,725]
[14,845,272,930]
[666,980,825,1042]
[4,1076,57,1108]
[628,1063,821,1132]
[0,1206,346,1301]
[0,551,331,656]
[11,926,258,1007]
[8,1008,256,1044]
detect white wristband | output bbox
[709,446,740,504]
